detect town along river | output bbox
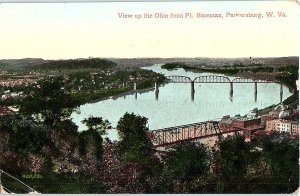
[71,64,292,140]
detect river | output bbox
[71,64,292,140]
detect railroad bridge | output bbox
[148,120,240,147]
[166,75,274,84]
[145,75,283,102]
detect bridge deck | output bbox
[166,75,276,83]
[149,120,240,147]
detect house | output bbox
[232,117,261,129]
[260,114,274,126]
[291,122,299,135]
[266,119,298,135]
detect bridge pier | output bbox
[135,92,137,100]
[229,82,233,100]
[280,83,283,103]
[133,82,137,91]
[254,82,257,94]
[155,90,159,100]
[154,81,159,100]
[254,82,257,102]
[191,81,195,102]
[154,82,159,92]
[191,90,195,102]
[191,81,195,93]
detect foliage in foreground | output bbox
[0,109,298,193]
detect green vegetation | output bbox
[198,67,239,75]
[276,65,299,106]
[1,111,298,193]
[161,62,196,70]
[63,69,165,104]
[19,76,80,127]
[213,135,255,192]
[165,143,210,181]
[197,66,276,75]
[0,68,166,106]
[31,58,116,70]
[0,116,50,157]
[72,88,130,103]
[254,135,299,193]
[79,117,111,160]
[0,58,116,74]
[276,65,298,90]
[117,112,153,165]
[256,104,276,116]
[283,91,299,105]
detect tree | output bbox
[82,116,111,135]
[150,142,211,193]
[79,116,111,160]
[0,115,50,156]
[116,112,153,164]
[257,134,299,193]
[19,76,80,127]
[116,113,163,193]
[76,117,111,193]
[213,134,253,193]
[164,142,210,181]
[0,115,54,175]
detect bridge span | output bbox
[148,120,241,148]
[151,75,282,102]
[166,75,274,83]
[131,75,284,102]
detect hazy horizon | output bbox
[1,56,299,61]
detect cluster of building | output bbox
[0,79,36,87]
[1,90,24,100]
[0,106,17,116]
[219,104,299,141]
[265,119,299,135]
[0,77,38,101]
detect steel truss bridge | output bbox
[156,75,283,102]
[148,120,240,147]
[132,75,283,101]
[166,75,274,83]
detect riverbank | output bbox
[74,84,166,105]
[106,56,298,68]
[71,80,168,106]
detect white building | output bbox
[266,119,299,135]
[291,122,299,135]
[278,121,291,132]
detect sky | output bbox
[0,1,299,59]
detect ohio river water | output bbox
[71,64,292,140]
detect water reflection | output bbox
[155,90,159,100]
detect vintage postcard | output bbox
[0,0,299,194]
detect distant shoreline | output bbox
[1,56,298,70]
